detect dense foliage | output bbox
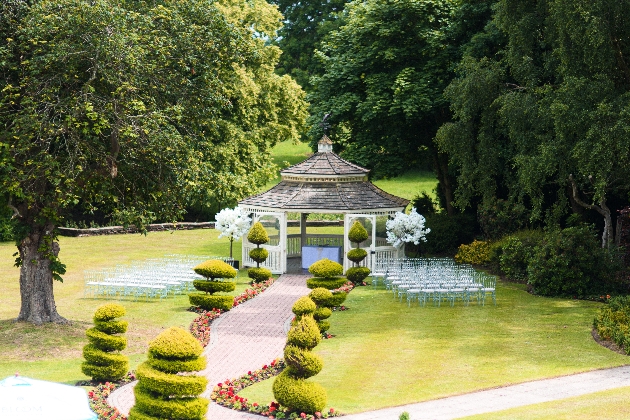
[81,304,129,382]
[0,0,306,323]
[594,296,630,354]
[436,0,630,248]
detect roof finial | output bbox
[319,113,331,135]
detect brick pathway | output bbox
[108,274,311,419]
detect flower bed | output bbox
[211,360,340,419]
[86,372,135,420]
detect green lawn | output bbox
[238,282,629,414]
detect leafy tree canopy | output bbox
[0,0,306,323]
[436,0,630,246]
[307,0,493,179]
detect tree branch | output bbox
[568,174,607,217]
[8,197,21,220]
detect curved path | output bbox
[110,274,630,419]
[108,274,311,419]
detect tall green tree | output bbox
[0,0,306,324]
[436,0,630,247]
[271,0,349,90]
[307,0,493,213]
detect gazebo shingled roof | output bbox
[239,136,409,212]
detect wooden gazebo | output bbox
[239,136,409,273]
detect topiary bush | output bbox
[346,221,371,284]
[307,259,347,307]
[189,259,237,311]
[306,276,347,290]
[528,225,622,298]
[273,309,326,414]
[308,288,334,333]
[247,267,272,283]
[81,303,129,382]
[248,221,271,283]
[128,327,208,420]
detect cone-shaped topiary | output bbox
[348,220,369,244]
[189,259,237,311]
[346,221,371,284]
[128,327,208,420]
[81,303,129,382]
[247,221,269,245]
[273,307,327,414]
[247,221,271,283]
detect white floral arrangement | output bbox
[215,206,252,258]
[385,207,431,249]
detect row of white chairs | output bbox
[373,258,497,307]
[83,254,224,300]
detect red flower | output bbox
[269,406,276,412]
[301,413,307,418]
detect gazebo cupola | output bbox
[239,136,409,274]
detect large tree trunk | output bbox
[16,223,68,324]
[569,174,614,249]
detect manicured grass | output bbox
[0,229,251,383]
[238,282,629,414]
[461,386,630,419]
[372,169,437,202]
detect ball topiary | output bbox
[129,327,208,420]
[306,277,347,290]
[308,259,343,278]
[308,288,334,333]
[348,220,369,244]
[81,303,129,382]
[247,267,272,283]
[247,221,269,245]
[284,345,323,378]
[347,248,368,263]
[345,266,371,285]
[272,371,327,414]
[292,296,317,317]
[327,291,348,308]
[193,259,237,281]
[248,247,269,263]
[308,288,333,306]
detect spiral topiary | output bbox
[189,259,237,311]
[128,327,208,420]
[81,304,129,382]
[308,288,334,333]
[346,220,371,285]
[273,303,326,414]
[247,221,272,283]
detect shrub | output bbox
[272,371,327,414]
[248,221,271,283]
[274,303,327,414]
[423,213,477,255]
[347,248,368,263]
[327,291,348,307]
[189,294,234,311]
[454,240,491,265]
[528,225,622,298]
[491,230,544,281]
[247,221,269,245]
[193,259,237,281]
[249,247,269,263]
[292,296,317,317]
[82,304,128,382]
[345,267,371,284]
[306,277,347,290]
[129,327,208,420]
[190,259,237,310]
[308,258,343,278]
[348,221,369,244]
[594,296,630,354]
[308,288,333,333]
[247,267,272,283]
[191,280,236,294]
[411,192,437,216]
